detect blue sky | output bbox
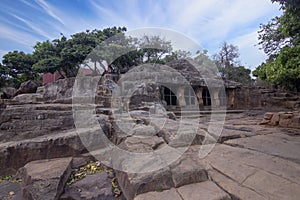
[0,0,282,70]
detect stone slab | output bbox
[177,181,231,200]
[19,157,72,200]
[199,144,300,200]
[224,132,300,164]
[134,188,182,200]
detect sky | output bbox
[0,0,282,71]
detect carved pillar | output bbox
[196,87,204,107]
[177,86,186,106]
[227,89,235,109]
[211,88,220,108]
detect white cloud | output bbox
[35,0,65,25]
[19,0,40,10]
[10,14,54,39]
[0,25,39,47]
[230,31,266,70]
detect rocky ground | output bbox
[0,102,299,200]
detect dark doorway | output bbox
[202,88,211,106]
[163,87,177,106]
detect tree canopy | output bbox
[254,0,300,91]
[1,25,253,89]
[213,42,251,84]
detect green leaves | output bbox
[256,0,300,91]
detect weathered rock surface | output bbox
[43,78,75,102]
[19,157,72,200]
[134,188,182,200]
[134,181,230,200]
[260,111,300,128]
[0,130,86,175]
[15,80,38,96]
[176,181,231,200]
[225,132,300,164]
[61,173,118,200]
[0,181,22,200]
[201,144,300,200]
[12,93,43,104]
[0,104,75,142]
[115,141,208,200]
[1,87,16,99]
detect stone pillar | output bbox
[211,89,220,108]
[196,87,204,107]
[227,89,235,109]
[177,86,186,106]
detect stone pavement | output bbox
[0,110,300,199]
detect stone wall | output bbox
[235,86,300,111]
[260,111,300,129]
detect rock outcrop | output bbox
[15,80,38,96]
[260,111,300,129]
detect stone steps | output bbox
[0,103,115,143]
[0,129,85,175]
[134,181,231,200]
[114,138,209,200]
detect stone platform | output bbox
[0,104,300,199]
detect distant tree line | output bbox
[0,26,252,89]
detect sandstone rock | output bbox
[0,129,87,175]
[116,167,174,200]
[170,154,208,188]
[15,80,38,96]
[279,117,292,127]
[134,188,181,200]
[128,124,157,137]
[270,113,280,126]
[61,172,117,200]
[0,104,76,142]
[167,112,177,120]
[43,78,75,102]
[224,133,300,164]
[115,143,208,200]
[1,87,16,99]
[13,94,43,104]
[36,86,45,94]
[201,144,300,199]
[119,136,165,153]
[279,112,293,119]
[289,115,300,129]
[264,112,274,120]
[208,169,266,200]
[0,181,22,200]
[176,181,231,200]
[19,157,72,200]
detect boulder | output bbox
[0,181,22,200]
[12,94,43,104]
[270,113,280,126]
[61,172,117,200]
[1,87,16,99]
[264,112,274,120]
[15,80,38,96]
[43,78,75,102]
[18,157,72,200]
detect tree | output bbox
[1,51,37,87]
[256,0,300,91]
[213,42,240,69]
[163,50,192,63]
[212,42,251,83]
[138,35,172,63]
[33,27,128,77]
